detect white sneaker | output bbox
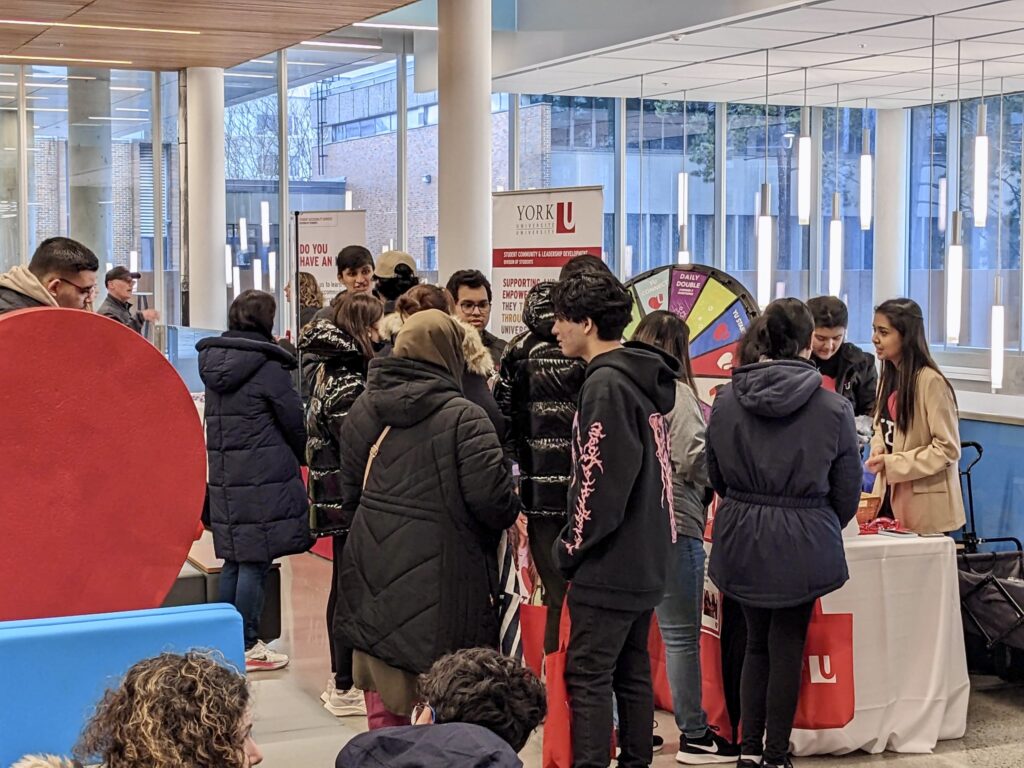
[323,685,368,717]
[320,676,337,705]
[245,641,289,672]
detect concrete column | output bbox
[873,108,909,303]
[67,69,112,261]
[184,67,227,330]
[437,0,492,280]
[0,112,19,269]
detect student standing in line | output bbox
[493,254,612,657]
[706,299,861,768]
[632,311,739,765]
[551,272,678,768]
[198,290,311,672]
[300,292,385,718]
[866,298,965,534]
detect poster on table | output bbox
[294,210,367,302]
[492,186,604,339]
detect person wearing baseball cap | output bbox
[97,266,159,334]
[374,250,420,314]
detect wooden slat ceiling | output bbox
[0,0,414,70]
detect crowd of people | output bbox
[1,236,966,768]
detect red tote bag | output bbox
[520,600,547,678]
[542,600,573,768]
[792,601,855,730]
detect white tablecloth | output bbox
[791,535,970,755]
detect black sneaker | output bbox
[761,758,793,768]
[675,728,740,764]
[736,760,760,768]
[653,734,664,753]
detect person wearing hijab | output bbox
[335,310,522,727]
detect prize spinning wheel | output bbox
[625,264,759,419]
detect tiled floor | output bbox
[251,553,1024,768]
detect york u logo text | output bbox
[808,654,838,685]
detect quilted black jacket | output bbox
[336,356,521,674]
[197,330,312,562]
[493,282,586,518]
[298,319,368,536]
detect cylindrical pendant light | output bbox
[677,92,690,264]
[757,183,772,308]
[268,251,277,291]
[860,115,873,230]
[260,200,271,246]
[224,244,233,286]
[756,50,773,308]
[946,41,964,346]
[975,61,989,228]
[938,176,948,233]
[798,69,811,226]
[991,79,1005,391]
[253,258,263,291]
[238,217,248,252]
[946,210,963,345]
[232,266,242,299]
[829,85,843,297]
[830,192,843,297]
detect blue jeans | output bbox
[219,560,271,650]
[655,535,709,739]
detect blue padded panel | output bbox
[0,603,243,767]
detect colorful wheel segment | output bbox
[625,264,759,417]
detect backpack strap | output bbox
[362,426,392,490]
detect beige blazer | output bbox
[871,367,966,534]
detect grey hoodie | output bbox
[668,380,711,541]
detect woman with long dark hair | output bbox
[706,298,862,768]
[299,291,385,718]
[865,298,964,533]
[632,311,738,763]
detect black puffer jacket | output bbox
[197,331,312,562]
[812,342,878,417]
[299,319,368,536]
[706,360,862,609]
[494,282,585,518]
[337,357,521,674]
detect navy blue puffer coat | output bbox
[706,360,862,608]
[198,330,312,563]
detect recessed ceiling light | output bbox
[89,116,148,122]
[116,107,149,113]
[67,75,97,80]
[0,19,198,35]
[252,59,275,64]
[225,72,274,79]
[288,61,327,66]
[111,86,145,92]
[301,40,382,50]
[352,22,439,32]
[0,55,132,65]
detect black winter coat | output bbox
[494,282,586,518]
[337,723,523,768]
[299,319,368,536]
[706,360,862,609]
[337,357,521,674]
[197,331,312,563]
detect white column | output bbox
[67,69,113,261]
[873,108,909,303]
[437,0,492,280]
[185,67,227,330]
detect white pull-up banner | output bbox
[492,186,604,339]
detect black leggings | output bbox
[740,601,815,763]
[327,533,354,690]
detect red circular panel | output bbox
[0,309,206,621]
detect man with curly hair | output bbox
[15,651,262,768]
[336,647,546,767]
[550,271,679,768]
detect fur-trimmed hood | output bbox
[11,756,77,768]
[380,312,494,378]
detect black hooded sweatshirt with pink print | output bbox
[556,342,679,611]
